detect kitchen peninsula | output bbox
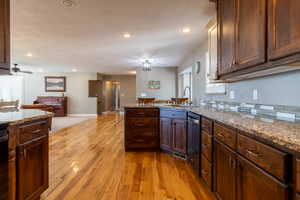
[124,104,300,200]
[0,108,53,200]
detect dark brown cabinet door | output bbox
[214,141,236,200]
[235,0,266,70]
[237,156,289,200]
[17,136,49,200]
[268,0,300,60]
[0,0,10,73]
[187,117,200,175]
[172,119,187,155]
[160,117,173,151]
[297,159,300,194]
[217,0,236,76]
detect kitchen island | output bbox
[124,104,300,200]
[0,108,53,200]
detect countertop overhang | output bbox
[0,108,54,126]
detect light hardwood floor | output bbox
[41,112,216,200]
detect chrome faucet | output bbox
[183,86,192,105]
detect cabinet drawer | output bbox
[214,123,237,150]
[237,134,287,182]
[201,131,212,162]
[125,131,159,149]
[297,159,300,193]
[20,121,48,144]
[160,109,186,119]
[201,155,212,189]
[126,117,158,131]
[126,108,159,118]
[202,117,213,134]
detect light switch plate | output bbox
[229,91,235,99]
[253,89,258,100]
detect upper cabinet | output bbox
[268,0,300,60]
[216,0,300,81]
[217,0,236,76]
[234,0,266,70]
[0,0,10,74]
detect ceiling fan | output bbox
[11,64,33,74]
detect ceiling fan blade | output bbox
[20,70,33,74]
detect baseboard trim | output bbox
[68,114,97,117]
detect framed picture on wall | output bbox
[148,80,160,90]
[45,76,66,92]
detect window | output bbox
[180,67,193,101]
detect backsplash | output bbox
[198,100,300,122]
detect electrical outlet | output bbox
[253,89,258,100]
[229,91,235,99]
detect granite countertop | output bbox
[124,104,300,152]
[188,106,300,152]
[0,108,53,126]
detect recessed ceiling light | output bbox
[62,0,75,7]
[72,68,77,72]
[123,33,131,38]
[182,27,191,33]
[27,53,33,57]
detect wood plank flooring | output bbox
[41,112,216,200]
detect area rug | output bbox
[50,116,93,133]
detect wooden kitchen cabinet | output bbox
[217,0,236,76]
[237,156,289,200]
[234,0,266,70]
[160,109,187,157]
[268,0,300,60]
[125,108,160,151]
[297,159,300,194]
[216,0,300,80]
[17,136,49,200]
[0,0,10,74]
[172,119,187,155]
[187,114,200,175]
[214,141,236,200]
[160,117,173,152]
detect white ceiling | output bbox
[11,0,215,74]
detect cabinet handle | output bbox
[246,149,260,157]
[135,123,145,127]
[21,149,27,159]
[32,129,41,134]
[201,170,208,175]
[217,133,224,138]
[232,160,237,169]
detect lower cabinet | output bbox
[187,115,200,176]
[17,136,49,200]
[160,109,187,157]
[201,155,212,189]
[297,159,300,196]
[172,119,187,155]
[237,156,289,200]
[160,117,173,151]
[214,141,236,200]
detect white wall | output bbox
[0,75,24,104]
[22,72,97,114]
[136,67,178,99]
